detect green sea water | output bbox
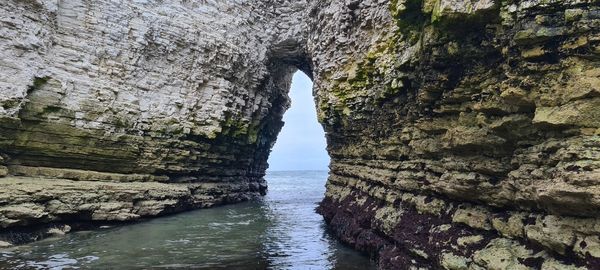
[0,171,375,270]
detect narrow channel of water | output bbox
[0,171,375,269]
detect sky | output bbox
[267,72,330,171]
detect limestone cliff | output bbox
[0,0,307,238]
[1,0,600,269]
[312,0,600,268]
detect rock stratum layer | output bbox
[0,0,307,241]
[313,0,600,269]
[1,0,600,269]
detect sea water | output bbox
[0,171,375,269]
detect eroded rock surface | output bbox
[0,0,308,246]
[1,0,599,269]
[312,0,600,268]
[0,177,251,227]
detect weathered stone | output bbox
[533,99,600,128]
[0,176,256,231]
[472,239,532,270]
[491,213,526,239]
[574,235,600,259]
[47,225,71,236]
[8,165,170,182]
[316,0,600,267]
[452,206,493,231]
[1,0,600,269]
[541,259,587,270]
[457,235,484,247]
[440,252,470,270]
[432,0,497,22]
[525,222,575,255]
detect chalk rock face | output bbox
[1,0,600,268]
[0,0,308,234]
[0,0,309,178]
[312,0,600,268]
[0,0,311,244]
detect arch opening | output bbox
[267,71,329,172]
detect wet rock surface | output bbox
[1,0,600,268]
[0,176,260,245]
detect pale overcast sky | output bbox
[268,72,330,171]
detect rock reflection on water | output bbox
[0,171,375,269]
